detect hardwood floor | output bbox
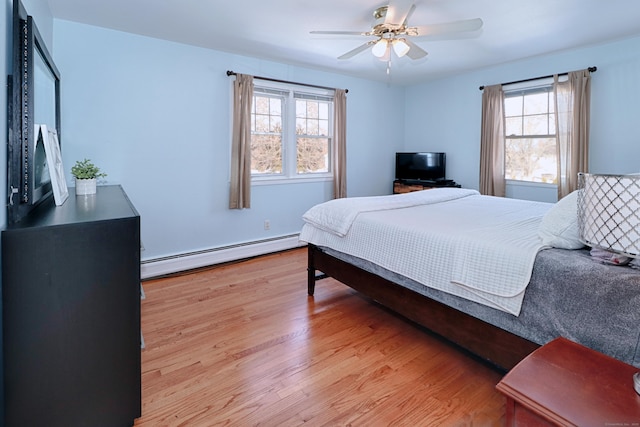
[135,248,506,426]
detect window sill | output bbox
[505,179,557,189]
[251,175,332,186]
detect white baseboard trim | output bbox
[141,234,305,280]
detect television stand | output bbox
[393,179,461,194]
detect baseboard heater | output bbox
[140,234,304,279]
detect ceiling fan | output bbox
[311,1,483,63]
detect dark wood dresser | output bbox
[497,337,640,426]
[393,179,461,194]
[2,185,141,426]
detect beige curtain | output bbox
[229,74,254,209]
[554,70,591,199]
[332,89,347,199]
[479,84,505,196]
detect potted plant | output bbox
[71,158,107,196]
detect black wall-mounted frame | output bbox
[7,0,61,225]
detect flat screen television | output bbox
[395,152,446,181]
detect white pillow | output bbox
[538,190,585,249]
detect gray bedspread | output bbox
[324,246,640,367]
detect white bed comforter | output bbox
[300,188,552,315]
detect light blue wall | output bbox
[405,35,640,201]
[53,20,405,260]
[23,0,52,44]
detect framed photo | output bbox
[40,124,69,206]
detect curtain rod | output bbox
[478,66,597,91]
[226,70,348,93]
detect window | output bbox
[251,84,333,181]
[504,86,557,183]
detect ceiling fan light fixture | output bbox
[371,39,388,58]
[313,4,481,73]
[392,39,410,58]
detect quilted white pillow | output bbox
[538,190,585,249]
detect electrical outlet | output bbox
[264,220,270,230]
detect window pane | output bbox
[295,100,306,119]
[297,137,329,173]
[296,117,306,134]
[254,114,269,133]
[251,134,282,174]
[296,99,329,137]
[254,114,282,133]
[523,114,550,135]
[523,92,549,115]
[269,98,281,115]
[255,96,270,114]
[307,119,319,135]
[306,101,319,119]
[505,137,557,182]
[269,116,282,133]
[504,96,523,116]
[319,103,329,120]
[505,117,522,136]
[253,95,282,133]
[319,119,328,136]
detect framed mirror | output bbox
[7,0,61,224]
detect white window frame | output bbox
[251,81,334,186]
[502,77,566,188]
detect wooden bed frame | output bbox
[307,244,540,371]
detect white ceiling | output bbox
[46,0,640,85]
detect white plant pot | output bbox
[75,178,97,196]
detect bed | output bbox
[300,188,640,370]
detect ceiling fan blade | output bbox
[404,39,428,60]
[310,30,368,36]
[400,4,417,28]
[384,0,414,25]
[338,42,374,60]
[412,18,483,37]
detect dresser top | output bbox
[6,185,139,230]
